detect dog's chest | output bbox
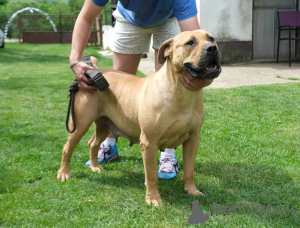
[156,112,203,149]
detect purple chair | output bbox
[277,11,300,67]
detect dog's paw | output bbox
[90,165,104,172]
[146,193,162,206]
[184,186,204,196]
[57,169,70,182]
[146,197,163,206]
[192,190,204,196]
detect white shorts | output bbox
[111,10,181,54]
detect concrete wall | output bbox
[198,0,253,63]
[102,1,255,63]
[198,0,252,41]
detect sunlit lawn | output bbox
[0,43,299,227]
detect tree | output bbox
[68,0,85,14]
[0,0,8,6]
[0,0,72,38]
[49,0,70,15]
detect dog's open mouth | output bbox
[184,63,222,80]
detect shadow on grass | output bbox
[0,47,68,64]
[199,161,297,200]
[72,155,298,205]
[0,164,24,194]
[169,161,298,226]
[0,76,69,91]
[71,157,298,226]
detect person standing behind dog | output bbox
[70,0,205,180]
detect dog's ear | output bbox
[158,38,173,64]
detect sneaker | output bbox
[158,155,179,180]
[85,143,118,166]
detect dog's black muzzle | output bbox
[184,44,222,80]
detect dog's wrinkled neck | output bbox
[158,58,212,92]
[156,59,181,87]
[153,59,202,109]
[181,69,214,91]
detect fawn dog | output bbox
[57,30,221,206]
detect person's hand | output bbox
[71,62,97,92]
[180,69,213,91]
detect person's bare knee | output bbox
[113,52,142,74]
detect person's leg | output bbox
[113,52,142,74]
[85,9,151,165]
[108,9,149,142]
[153,18,181,71]
[104,52,142,147]
[152,18,181,179]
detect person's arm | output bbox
[178,15,200,31]
[70,0,104,92]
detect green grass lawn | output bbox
[0,43,299,227]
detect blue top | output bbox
[92,0,198,28]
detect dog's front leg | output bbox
[182,135,203,196]
[140,135,162,206]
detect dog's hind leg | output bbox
[57,115,96,182]
[182,135,204,196]
[87,118,109,172]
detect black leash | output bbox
[66,79,79,133]
[65,55,109,133]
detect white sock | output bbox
[161,148,175,158]
[103,137,116,148]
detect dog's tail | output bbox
[65,55,110,133]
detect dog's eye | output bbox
[185,40,195,46]
[208,36,215,42]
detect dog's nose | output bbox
[204,44,218,55]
